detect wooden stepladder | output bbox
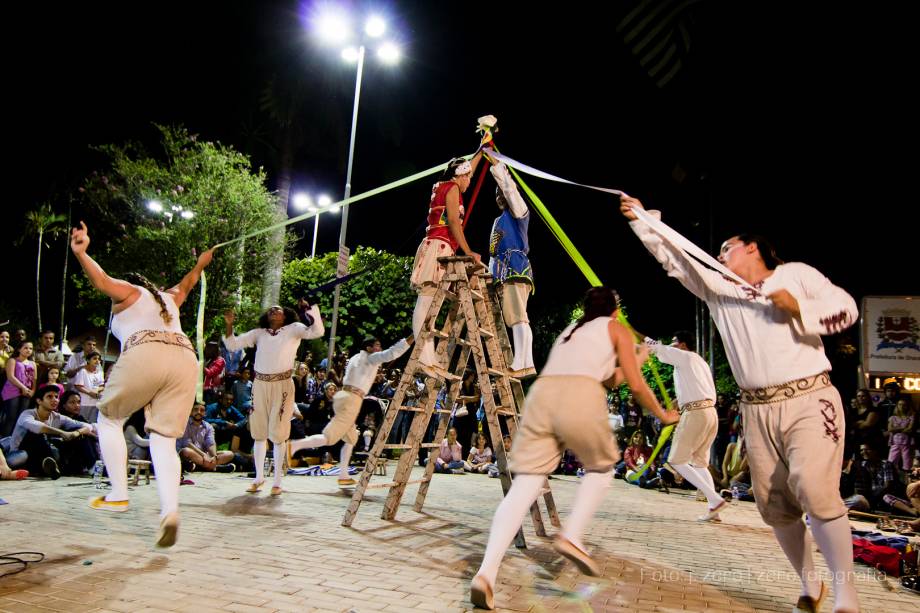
[342,256,559,546]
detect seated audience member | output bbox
[10,384,96,478]
[0,445,28,480]
[205,391,248,446]
[465,432,493,473]
[487,434,513,477]
[177,402,235,472]
[616,430,654,479]
[124,410,150,461]
[431,427,464,474]
[843,441,897,512]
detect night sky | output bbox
[7,1,917,343]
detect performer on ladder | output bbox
[410,143,484,370]
[71,222,213,548]
[488,160,536,377]
[621,195,860,613]
[470,287,679,610]
[289,334,413,487]
[223,300,323,496]
[644,331,725,522]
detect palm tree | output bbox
[23,203,67,331]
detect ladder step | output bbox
[478,329,494,338]
[398,406,452,414]
[432,331,470,345]
[412,364,461,381]
[365,477,431,489]
[470,290,485,301]
[487,367,508,377]
[382,443,441,450]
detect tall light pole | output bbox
[293,192,335,258]
[314,9,401,364]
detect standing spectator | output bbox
[620,393,642,442]
[39,366,65,397]
[850,388,886,458]
[202,342,225,405]
[64,336,97,390]
[1,341,37,437]
[34,330,65,383]
[886,398,915,471]
[221,342,243,388]
[303,366,327,405]
[877,381,902,420]
[230,367,253,412]
[73,351,105,423]
[0,330,13,373]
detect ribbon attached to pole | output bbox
[196,270,206,403]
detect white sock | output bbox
[149,433,181,517]
[253,440,267,483]
[773,519,823,600]
[475,474,545,586]
[561,470,611,552]
[363,432,372,450]
[810,515,860,611]
[520,322,534,369]
[413,294,433,337]
[290,434,327,455]
[510,323,526,371]
[413,293,437,365]
[97,413,128,502]
[340,443,354,478]
[272,442,285,488]
[673,463,723,508]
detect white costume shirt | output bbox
[645,340,716,406]
[541,317,617,382]
[630,217,857,390]
[222,306,324,375]
[343,339,411,393]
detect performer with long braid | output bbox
[223,300,323,496]
[72,222,213,548]
[470,287,679,610]
[622,196,860,613]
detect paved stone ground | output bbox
[0,467,915,612]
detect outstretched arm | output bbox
[70,222,137,305]
[610,320,678,425]
[167,248,215,308]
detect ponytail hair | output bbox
[125,273,173,325]
[562,287,620,343]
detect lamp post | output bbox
[293,192,336,258]
[314,9,402,364]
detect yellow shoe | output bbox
[88,496,129,513]
[155,512,179,548]
[269,486,283,497]
[245,480,264,494]
[470,574,494,610]
[338,478,357,487]
[792,582,827,613]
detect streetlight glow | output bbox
[341,47,360,63]
[147,200,163,213]
[316,11,350,44]
[377,42,400,65]
[317,194,333,208]
[292,192,312,211]
[365,16,386,38]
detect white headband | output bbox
[453,160,472,176]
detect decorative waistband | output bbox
[342,385,366,399]
[254,370,293,382]
[679,399,715,414]
[740,372,832,405]
[122,330,194,354]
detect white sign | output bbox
[862,296,920,374]
[337,245,350,277]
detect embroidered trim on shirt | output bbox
[254,370,293,382]
[740,371,831,405]
[122,330,195,354]
[679,399,715,414]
